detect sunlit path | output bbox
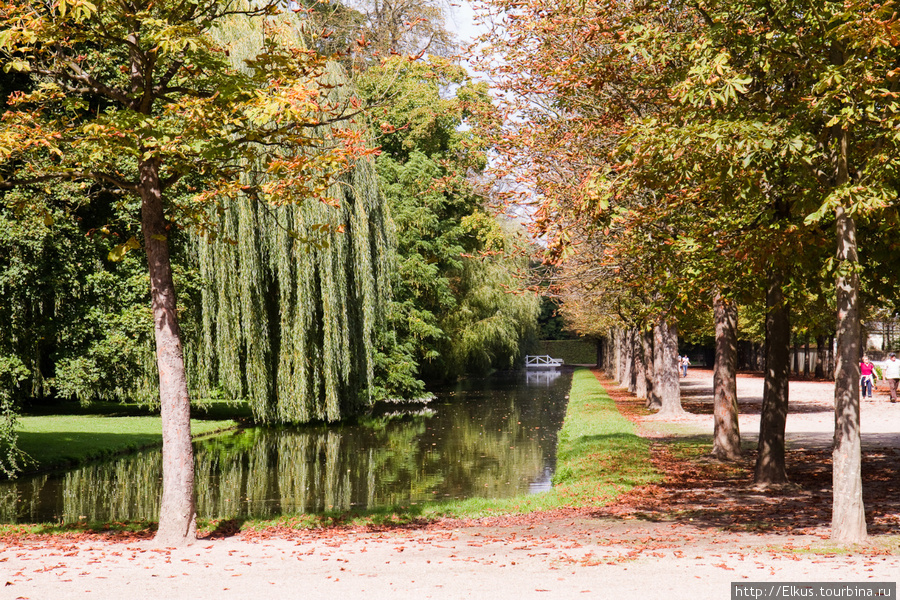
[677,369,900,450]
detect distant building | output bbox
[864,312,900,355]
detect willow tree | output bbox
[0,0,368,545]
[189,155,392,423]
[177,16,392,423]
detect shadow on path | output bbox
[596,372,900,537]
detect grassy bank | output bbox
[13,415,237,475]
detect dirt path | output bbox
[2,370,898,600]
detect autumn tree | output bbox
[478,0,900,543]
[0,0,368,545]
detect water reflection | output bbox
[525,370,563,386]
[0,370,572,523]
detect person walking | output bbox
[884,352,900,403]
[860,355,877,399]
[680,355,690,378]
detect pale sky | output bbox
[447,1,489,46]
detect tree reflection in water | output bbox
[0,371,571,523]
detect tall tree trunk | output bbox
[642,330,658,409]
[712,293,741,460]
[804,336,811,377]
[828,334,836,380]
[595,337,603,368]
[793,338,800,376]
[623,328,636,392]
[831,142,867,542]
[615,328,625,383]
[140,159,197,546]
[634,328,648,398]
[754,270,790,484]
[815,335,827,379]
[653,320,683,415]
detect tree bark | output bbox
[815,335,826,379]
[634,328,648,399]
[623,328,636,393]
[804,337,811,377]
[641,330,657,409]
[615,328,625,383]
[140,158,197,546]
[712,293,741,460]
[754,269,790,484]
[831,147,867,542]
[653,319,683,415]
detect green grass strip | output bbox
[549,368,660,505]
[14,415,236,474]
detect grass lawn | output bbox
[14,415,237,474]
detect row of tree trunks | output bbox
[606,321,682,414]
[599,261,862,541]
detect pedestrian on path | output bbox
[680,355,690,378]
[884,352,900,403]
[860,355,877,399]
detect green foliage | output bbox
[188,156,393,423]
[178,19,394,422]
[358,57,539,386]
[0,355,29,477]
[536,340,597,365]
[0,195,159,406]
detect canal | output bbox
[0,370,572,523]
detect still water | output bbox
[0,370,572,524]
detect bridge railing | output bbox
[524,355,564,368]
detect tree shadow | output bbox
[601,381,900,537]
[202,518,247,539]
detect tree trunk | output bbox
[804,336,811,377]
[754,269,790,484]
[140,158,197,546]
[828,334,836,380]
[642,330,658,409]
[603,335,614,376]
[815,334,826,379]
[634,328,648,398]
[712,293,741,460]
[831,153,867,542]
[623,328,636,392]
[595,338,603,368]
[653,319,683,415]
[615,328,625,383]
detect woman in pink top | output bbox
[860,356,877,399]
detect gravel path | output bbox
[2,370,898,600]
[678,368,900,450]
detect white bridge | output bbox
[524,355,564,369]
